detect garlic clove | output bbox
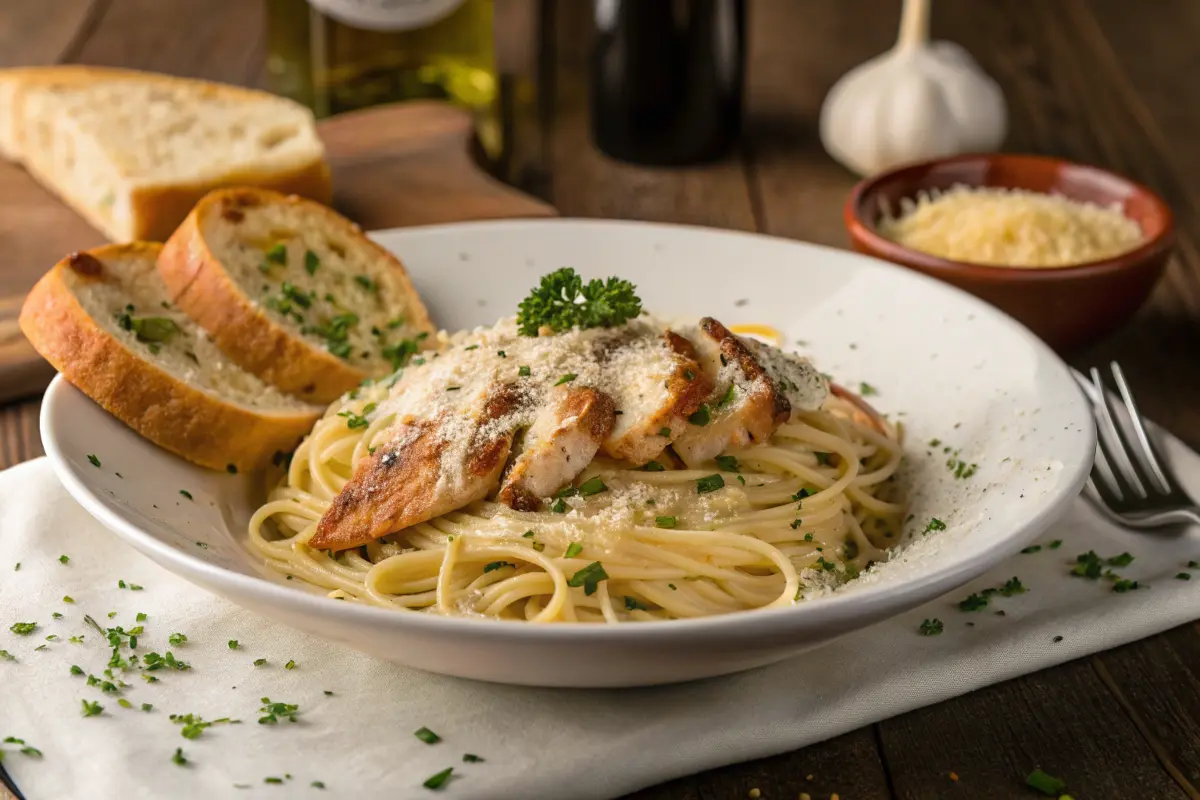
[819,24,1008,176]
[881,68,961,171]
[923,43,1007,152]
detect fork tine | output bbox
[1109,362,1177,495]
[1087,459,1125,509]
[1089,367,1148,500]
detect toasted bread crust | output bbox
[18,243,321,471]
[129,160,332,243]
[2,66,332,242]
[158,188,433,403]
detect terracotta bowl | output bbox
[843,153,1175,352]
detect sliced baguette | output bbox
[158,188,436,403]
[19,243,322,471]
[1,66,331,242]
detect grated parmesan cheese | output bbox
[877,184,1144,267]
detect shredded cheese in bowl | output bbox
[877,184,1145,268]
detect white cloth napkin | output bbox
[2,448,1199,800]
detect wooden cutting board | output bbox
[0,101,555,403]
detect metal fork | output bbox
[1073,362,1200,527]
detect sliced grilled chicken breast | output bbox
[308,383,519,550]
[673,317,826,467]
[497,385,616,511]
[303,315,828,551]
[600,330,711,465]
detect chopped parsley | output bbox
[1176,573,1191,580]
[9,622,36,635]
[688,404,711,426]
[1025,769,1067,796]
[303,312,360,361]
[180,490,193,501]
[254,658,268,667]
[1049,539,1064,550]
[381,338,420,370]
[229,640,239,649]
[168,632,188,646]
[815,556,838,572]
[172,747,188,766]
[1071,551,1104,579]
[70,664,84,675]
[1190,561,1200,569]
[59,554,69,564]
[947,458,977,479]
[338,403,376,429]
[958,593,990,612]
[1106,552,1135,567]
[790,519,804,530]
[518,365,531,377]
[483,561,515,573]
[815,452,832,466]
[265,243,288,265]
[658,426,672,437]
[304,250,320,275]
[285,659,297,670]
[655,516,678,529]
[550,498,568,514]
[568,562,609,596]
[0,651,13,662]
[258,697,300,724]
[141,651,189,671]
[81,699,103,717]
[354,275,377,293]
[717,383,736,407]
[116,313,181,345]
[142,703,153,712]
[564,542,583,558]
[922,518,947,535]
[1112,579,1141,593]
[858,382,878,396]
[696,474,725,494]
[414,727,441,744]
[624,596,649,611]
[792,488,812,502]
[516,268,642,336]
[1021,545,1042,554]
[462,754,484,763]
[999,576,1026,596]
[87,454,101,468]
[919,618,944,636]
[554,373,577,385]
[423,767,454,790]
[641,461,665,472]
[714,455,740,472]
[577,476,607,496]
[312,781,326,789]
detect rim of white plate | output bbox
[41,218,1097,645]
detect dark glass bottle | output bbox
[590,0,746,165]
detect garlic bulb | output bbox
[819,0,1007,176]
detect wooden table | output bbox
[3,2,1200,798]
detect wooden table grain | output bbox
[3,2,1200,798]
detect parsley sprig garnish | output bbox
[516,268,642,336]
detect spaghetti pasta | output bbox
[248,381,907,623]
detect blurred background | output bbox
[1,0,1198,432]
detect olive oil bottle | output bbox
[265,0,501,158]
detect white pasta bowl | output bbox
[41,219,1096,688]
